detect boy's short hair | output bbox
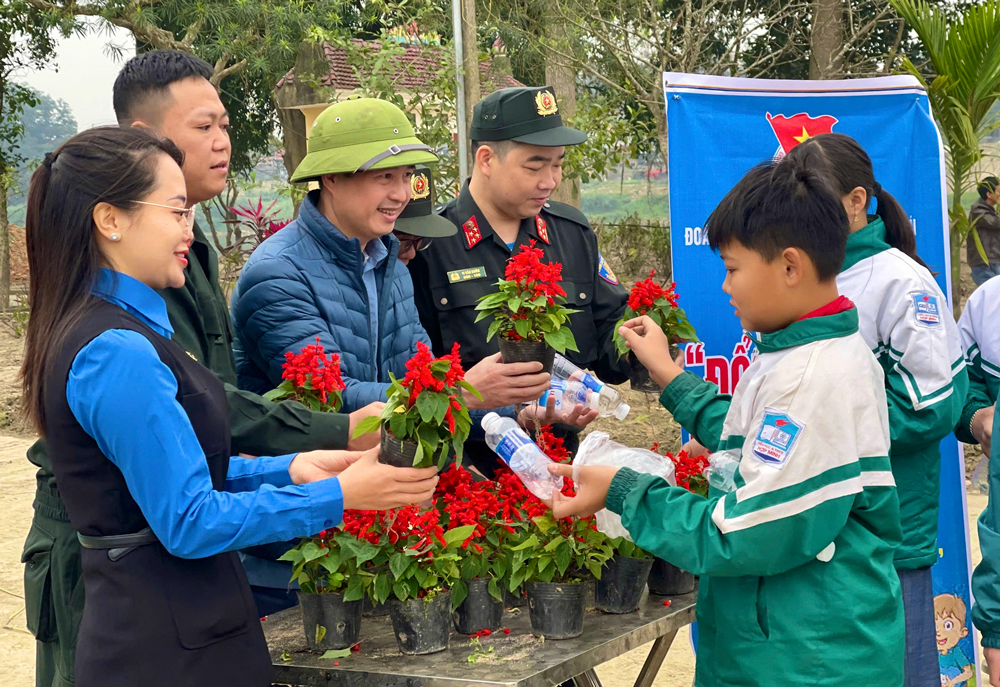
[471,139,515,160]
[979,176,1000,200]
[934,593,967,624]
[705,159,849,280]
[113,50,214,126]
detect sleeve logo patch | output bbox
[751,409,805,468]
[598,253,619,285]
[912,293,942,328]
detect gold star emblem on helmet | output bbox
[411,173,430,199]
[535,90,558,116]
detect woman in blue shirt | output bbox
[18,127,439,687]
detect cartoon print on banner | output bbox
[765,112,839,158]
[934,593,975,687]
[684,334,756,395]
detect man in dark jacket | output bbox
[22,50,384,687]
[969,176,1000,286]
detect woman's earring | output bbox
[110,233,120,242]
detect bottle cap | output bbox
[614,403,631,421]
[481,412,501,433]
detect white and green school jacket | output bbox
[838,217,967,569]
[606,307,904,687]
[956,275,1000,444]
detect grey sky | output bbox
[19,23,135,130]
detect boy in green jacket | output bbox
[550,159,904,686]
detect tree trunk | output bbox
[545,5,580,208]
[809,0,844,79]
[0,180,9,312]
[460,0,480,174]
[950,181,965,318]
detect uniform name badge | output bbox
[912,292,941,328]
[751,409,805,468]
[447,266,487,283]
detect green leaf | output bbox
[511,534,540,551]
[355,543,380,566]
[514,318,530,338]
[321,649,351,659]
[344,574,365,601]
[278,547,304,563]
[443,524,477,546]
[352,415,382,438]
[390,552,411,580]
[374,572,391,603]
[416,392,438,423]
[555,545,572,575]
[302,542,327,562]
[451,579,468,610]
[412,440,425,467]
[315,624,327,645]
[318,553,342,573]
[457,380,483,401]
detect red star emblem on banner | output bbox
[463,216,481,249]
[535,216,550,244]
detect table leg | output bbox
[571,669,604,687]
[632,630,678,687]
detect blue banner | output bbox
[664,73,978,684]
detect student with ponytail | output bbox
[784,133,967,687]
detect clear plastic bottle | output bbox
[539,379,600,414]
[482,412,564,500]
[550,354,631,420]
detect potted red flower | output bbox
[364,506,476,655]
[613,271,698,392]
[278,529,374,650]
[353,342,481,468]
[264,337,345,411]
[475,241,579,373]
[434,466,511,634]
[645,446,708,596]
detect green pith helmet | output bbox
[395,165,456,238]
[291,96,439,183]
[470,86,587,147]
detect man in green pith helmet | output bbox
[393,165,457,266]
[408,86,630,474]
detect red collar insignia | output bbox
[535,216,550,244]
[463,216,482,249]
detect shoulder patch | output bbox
[750,409,805,469]
[597,254,619,285]
[542,200,591,229]
[535,216,550,244]
[462,216,482,249]
[912,293,942,328]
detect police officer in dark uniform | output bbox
[409,86,629,473]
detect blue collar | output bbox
[365,234,389,268]
[299,190,399,271]
[93,269,174,336]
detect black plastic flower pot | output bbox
[498,338,556,374]
[380,424,419,467]
[388,591,452,656]
[627,353,660,393]
[647,558,696,596]
[525,581,586,640]
[297,591,363,650]
[453,578,504,635]
[595,555,654,614]
[362,595,390,617]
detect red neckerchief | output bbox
[798,295,854,321]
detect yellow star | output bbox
[793,127,811,144]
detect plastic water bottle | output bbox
[482,412,563,500]
[539,379,600,414]
[550,354,631,420]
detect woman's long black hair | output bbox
[19,126,183,434]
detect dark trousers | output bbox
[899,566,940,687]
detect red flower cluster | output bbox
[660,448,709,493]
[281,337,345,404]
[435,466,501,550]
[627,270,680,315]
[399,342,467,433]
[535,426,576,498]
[504,241,566,305]
[341,509,391,546]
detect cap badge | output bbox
[535,90,558,117]
[463,216,482,249]
[535,216,550,244]
[411,173,430,199]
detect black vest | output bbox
[44,298,270,687]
